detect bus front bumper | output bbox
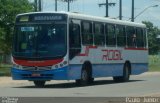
[11,66,68,81]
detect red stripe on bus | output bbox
[78,46,97,56]
[14,58,63,66]
[125,48,148,50]
[88,45,98,49]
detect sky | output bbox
[32,0,160,28]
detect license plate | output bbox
[31,73,41,77]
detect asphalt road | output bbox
[0,72,160,98]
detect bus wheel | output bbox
[76,62,93,86]
[113,63,130,82]
[33,81,46,87]
[81,69,89,85]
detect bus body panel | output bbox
[69,46,148,78]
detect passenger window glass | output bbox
[69,22,81,60]
[136,28,144,47]
[116,25,126,47]
[94,23,105,46]
[106,24,116,46]
[126,27,136,47]
[81,21,93,45]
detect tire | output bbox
[76,69,94,86]
[33,81,46,87]
[75,62,94,86]
[80,69,89,85]
[113,63,130,82]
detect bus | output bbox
[11,12,148,87]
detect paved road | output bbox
[0,72,160,97]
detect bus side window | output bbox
[136,28,144,48]
[126,26,136,47]
[94,23,105,46]
[107,24,116,46]
[105,24,108,46]
[81,21,93,45]
[69,22,81,60]
[116,25,126,47]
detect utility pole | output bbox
[98,1,116,17]
[119,0,122,20]
[34,0,42,12]
[106,0,108,17]
[68,0,70,11]
[35,0,38,12]
[131,0,134,22]
[55,0,57,11]
[39,0,42,11]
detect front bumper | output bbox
[11,66,68,81]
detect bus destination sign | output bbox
[34,15,63,21]
[17,13,67,23]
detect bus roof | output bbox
[17,11,146,28]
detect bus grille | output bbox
[22,66,52,71]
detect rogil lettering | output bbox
[102,49,123,61]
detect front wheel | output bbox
[33,81,46,87]
[80,69,89,85]
[113,63,130,82]
[76,69,93,86]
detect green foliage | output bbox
[142,21,160,55]
[0,0,33,54]
[149,55,160,72]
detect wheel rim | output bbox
[82,70,88,81]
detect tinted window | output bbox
[69,23,81,48]
[106,24,116,46]
[126,26,136,47]
[116,25,126,47]
[94,23,105,45]
[13,24,67,59]
[81,21,93,45]
[136,28,144,47]
[69,22,81,60]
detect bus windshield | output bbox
[13,23,67,60]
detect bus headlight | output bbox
[51,61,68,69]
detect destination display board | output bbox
[16,13,67,23]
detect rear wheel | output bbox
[113,63,130,82]
[33,81,46,87]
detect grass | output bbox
[0,55,160,76]
[0,64,12,76]
[149,55,160,72]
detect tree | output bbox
[142,21,160,55]
[0,0,34,54]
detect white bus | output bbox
[11,12,148,87]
